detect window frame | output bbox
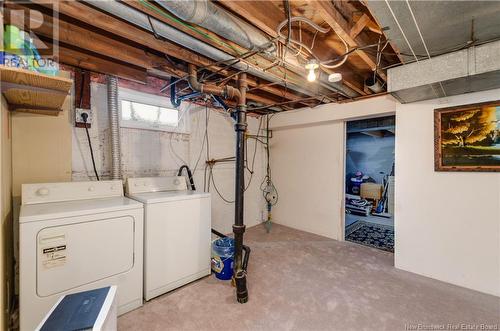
[118,87,189,134]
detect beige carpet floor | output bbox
[118,224,500,331]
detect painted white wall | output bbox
[73,83,266,235]
[269,95,396,240]
[270,121,345,239]
[395,89,500,297]
[270,92,500,296]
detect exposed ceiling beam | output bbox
[218,0,367,95]
[30,1,212,69]
[28,1,311,106]
[350,14,371,39]
[5,5,178,74]
[123,1,323,105]
[310,0,387,81]
[57,45,148,83]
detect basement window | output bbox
[118,88,189,133]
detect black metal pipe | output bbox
[183,64,249,303]
[233,73,248,304]
[170,77,182,108]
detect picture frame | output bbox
[434,100,500,172]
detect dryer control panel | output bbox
[126,176,187,194]
[22,180,124,205]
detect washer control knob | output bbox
[88,186,95,192]
[36,188,49,196]
[174,178,181,186]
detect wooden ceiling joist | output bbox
[121,0,324,105]
[350,14,371,39]
[310,0,387,81]
[57,45,148,83]
[12,0,400,110]
[20,1,308,107]
[5,5,175,74]
[218,0,368,95]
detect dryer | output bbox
[126,176,211,301]
[19,180,143,331]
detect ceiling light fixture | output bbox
[305,59,319,82]
[328,73,342,83]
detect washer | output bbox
[126,176,211,301]
[19,180,143,331]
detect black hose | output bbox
[211,228,227,238]
[177,165,196,190]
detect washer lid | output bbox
[22,180,124,205]
[125,176,187,195]
[127,190,210,204]
[19,197,143,223]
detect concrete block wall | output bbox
[73,83,267,234]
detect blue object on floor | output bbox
[211,237,234,280]
[38,286,115,331]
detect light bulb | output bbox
[307,69,316,82]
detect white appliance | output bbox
[126,176,211,301]
[36,286,117,331]
[19,180,143,331]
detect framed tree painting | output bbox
[434,100,500,172]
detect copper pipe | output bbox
[187,63,241,103]
[238,72,247,106]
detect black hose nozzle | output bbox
[235,270,248,304]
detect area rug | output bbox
[346,220,394,252]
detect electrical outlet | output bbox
[75,108,92,128]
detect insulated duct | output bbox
[84,0,358,99]
[107,76,122,180]
[155,0,274,53]
[365,76,384,93]
[388,40,500,103]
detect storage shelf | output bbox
[0,66,72,116]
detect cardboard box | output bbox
[360,183,383,200]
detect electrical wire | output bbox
[192,105,210,176]
[284,0,292,47]
[167,102,192,167]
[260,114,278,206]
[83,120,100,181]
[275,16,349,69]
[77,70,100,181]
[201,111,265,203]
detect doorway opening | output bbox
[344,115,395,252]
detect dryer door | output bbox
[37,216,135,297]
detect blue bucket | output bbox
[211,237,234,280]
